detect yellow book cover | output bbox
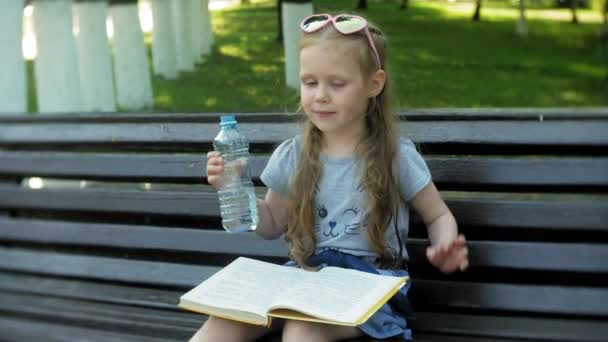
[178,257,407,327]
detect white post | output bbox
[282,1,313,89]
[516,0,528,36]
[151,0,178,79]
[32,0,83,113]
[74,0,116,112]
[0,0,26,114]
[201,0,213,54]
[172,0,195,71]
[190,0,204,62]
[110,1,154,110]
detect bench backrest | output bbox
[1,110,607,341]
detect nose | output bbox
[314,84,330,103]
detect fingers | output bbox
[206,151,224,189]
[427,235,470,273]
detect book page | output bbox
[268,266,405,324]
[180,257,301,318]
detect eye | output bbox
[301,79,317,86]
[343,207,359,216]
[331,81,345,88]
[317,204,328,218]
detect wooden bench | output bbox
[1,110,607,341]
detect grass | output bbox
[26,0,608,112]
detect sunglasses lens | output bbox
[334,16,366,34]
[302,15,330,32]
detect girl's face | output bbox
[300,41,377,140]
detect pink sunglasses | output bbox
[300,14,382,69]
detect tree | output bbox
[472,0,482,21]
[357,0,367,10]
[401,0,410,9]
[604,0,608,30]
[570,0,581,24]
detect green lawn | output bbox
[27,0,608,112]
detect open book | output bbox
[178,257,407,327]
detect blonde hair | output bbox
[285,17,402,269]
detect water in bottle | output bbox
[213,115,259,233]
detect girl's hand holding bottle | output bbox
[206,151,224,191]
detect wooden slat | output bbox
[410,280,608,315]
[2,217,608,272]
[0,217,288,257]
[0,109,606,123]
[1,121,607,145]
[0,247,217,288]
[1,151,607,187]
[0,317,184,342]
[0,292,199,340]
[447,198,608,230]
[0,151,269,182]
[427,156,608,186]
[0,247,606,316]
[0,271,180,310]
[1,186,606,231]
[411,312,608,342]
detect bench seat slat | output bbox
[0,291,199,340]
[412,312,608,342]
[1,121,607,145]
[0,317,184,342]
[2,217,607,272]
[0,186,605,230]
[0,271,182,309]
[0,248,606,316]
[2,151,607,187]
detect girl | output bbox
[194,13,468,342]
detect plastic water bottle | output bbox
[213,115,259,233]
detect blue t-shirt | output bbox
[260,136,431,259]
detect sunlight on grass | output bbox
[252,64,279,73]
[569,62,606,77]
[205,97,218,107]
[155,92,174,107]
[560,90,587,103]
[219,45,252,61]
[430,1,603,23]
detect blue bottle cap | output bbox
[220,115,237,127]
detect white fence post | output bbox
[32,0,83,113]
[172,0,195,71]
[0,0,26,114]
[74,0,116,112]
[110,0,154,110]
[151,0,178,79]
[282,0,313,89]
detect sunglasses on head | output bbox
[300,14,382,69]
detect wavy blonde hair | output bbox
[285,17,402,269]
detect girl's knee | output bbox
[282,320,318,341]
[282,320,362,342]
[189,316,269,342]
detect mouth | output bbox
[315,111,336,117]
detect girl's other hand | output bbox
[206,151,224,191]
[426,234,469,273]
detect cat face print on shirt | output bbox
[314,183,370,239]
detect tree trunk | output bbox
[516,0,528,35]
[570,0,579,24]
[472,0,482,21]
[604,0,607,26]
[277,0,283,43]
[401,0,409,10]
[357,0,367,10]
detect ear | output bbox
[368,69,386,98]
